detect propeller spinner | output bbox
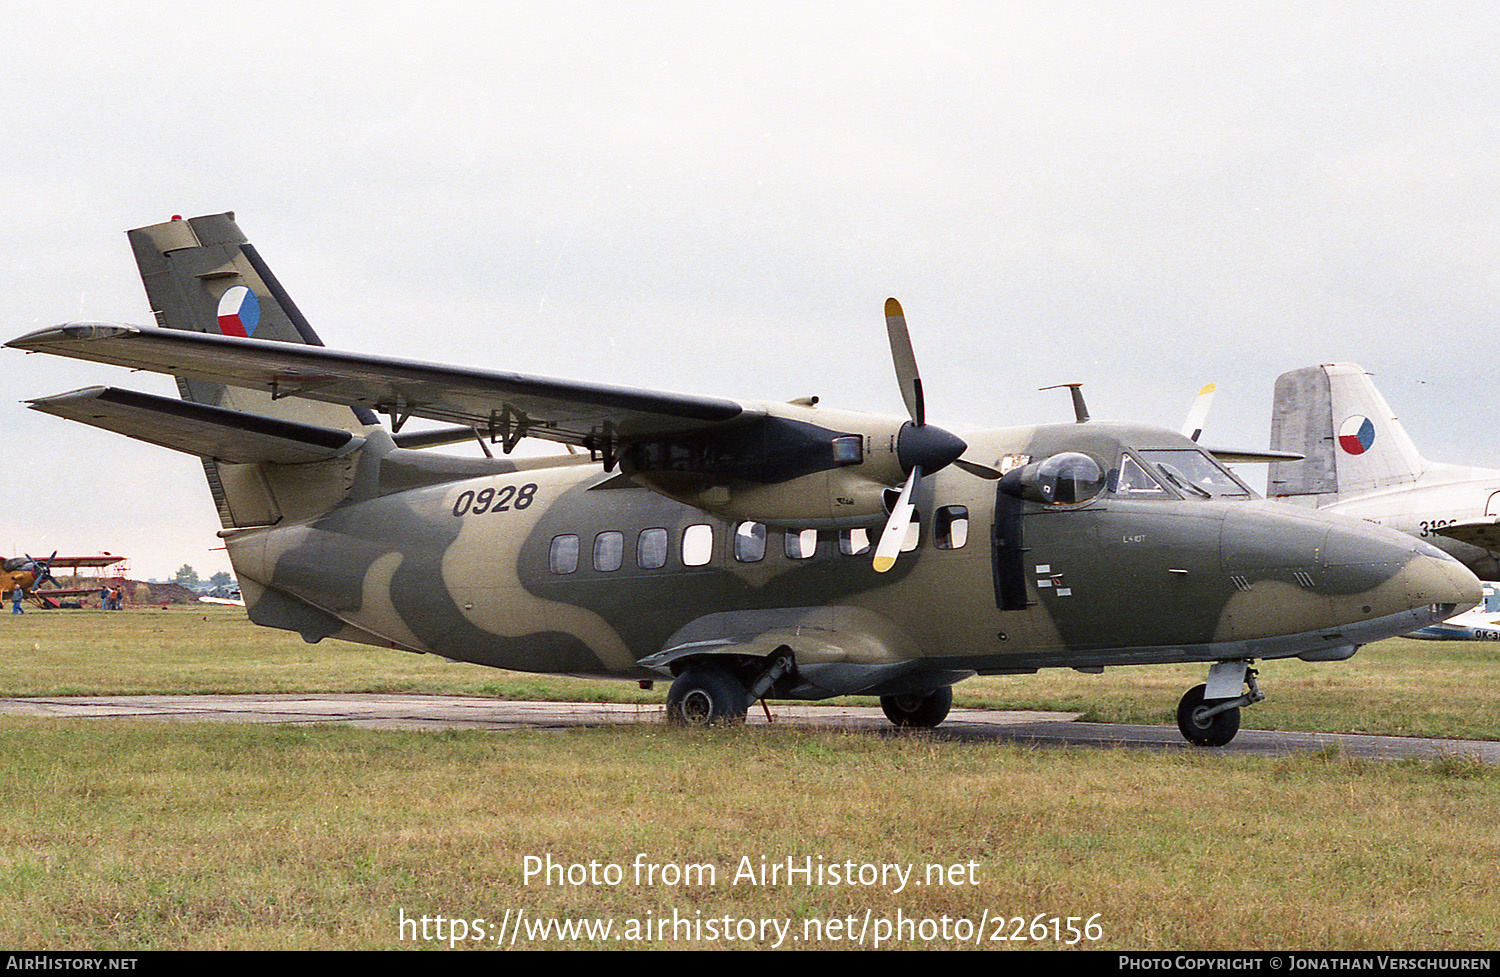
[872,300,996,572]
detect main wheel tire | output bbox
[880,686,953,728]
[666,664,750,727]
[1176,683,1241,747]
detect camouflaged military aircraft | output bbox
[8,214,1483,746]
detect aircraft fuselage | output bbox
[225,419,1476,702]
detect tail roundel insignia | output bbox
[216,285,261,338]
[1338,414,1376,455]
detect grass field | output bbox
[1,607,1497,950]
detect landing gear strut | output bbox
[1176,661,1264,747]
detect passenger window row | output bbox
[548,507,969,574]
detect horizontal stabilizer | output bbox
[26,386,364,464]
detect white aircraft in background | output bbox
[1409,583,1500,640]
[1268,363,1500,580]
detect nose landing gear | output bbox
[1176,661,1265,747]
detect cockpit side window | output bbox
[1138,449,1254,500]
[1113,455,1169,498]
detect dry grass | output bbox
[1,720,1497,950]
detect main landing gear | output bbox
[1176,661,1265,747]
[663,656,956,731]
[665,663,750,727]
[664,654,795,727]
[879,686,953,728]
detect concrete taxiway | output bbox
[0,693,1495,763]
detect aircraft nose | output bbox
[1398,548,1483,624]
[1319,521,1482,633]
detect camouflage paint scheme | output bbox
[9,214,1481,743]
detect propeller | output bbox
[1181,383,1215,442]
[25,551,58,591]
[872,300,998,572]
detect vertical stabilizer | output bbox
[1269,363,1424,505]
[127,213,380,527]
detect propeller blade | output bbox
[1181,383,1215,441]
[953,458,1002,480]
[873,467,920,573]
[884,298,924,426]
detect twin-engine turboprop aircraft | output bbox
[8,214,1481,745]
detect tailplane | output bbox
[1268,363,1424,505]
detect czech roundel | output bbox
[1338,415,1376,455]
[216,286,261,338]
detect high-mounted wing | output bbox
[8,323,758,456]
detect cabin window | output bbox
[934,506,968,549]
[734,521,766,562]
[549,535,579,574]
[900,517,920,552]
[785,528,819,560]
[682,524,714,566]
[637,528,669,569]
[593,532,624,571]
[840,528,871,556]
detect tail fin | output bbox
[128,213,379,428]
[1268,363,1424,504]
[127,213,380,527]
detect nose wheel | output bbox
[1176,662,1264,747]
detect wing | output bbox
[41,556,125,569]
[1201,445,1305,464]
[27,386,365,465]
[8,323,761,451]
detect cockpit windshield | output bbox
[1114,455,1169,498]
[1134,449,1255,500]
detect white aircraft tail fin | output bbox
[1268,363,1425,504]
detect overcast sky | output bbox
[5,1,1500,579]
